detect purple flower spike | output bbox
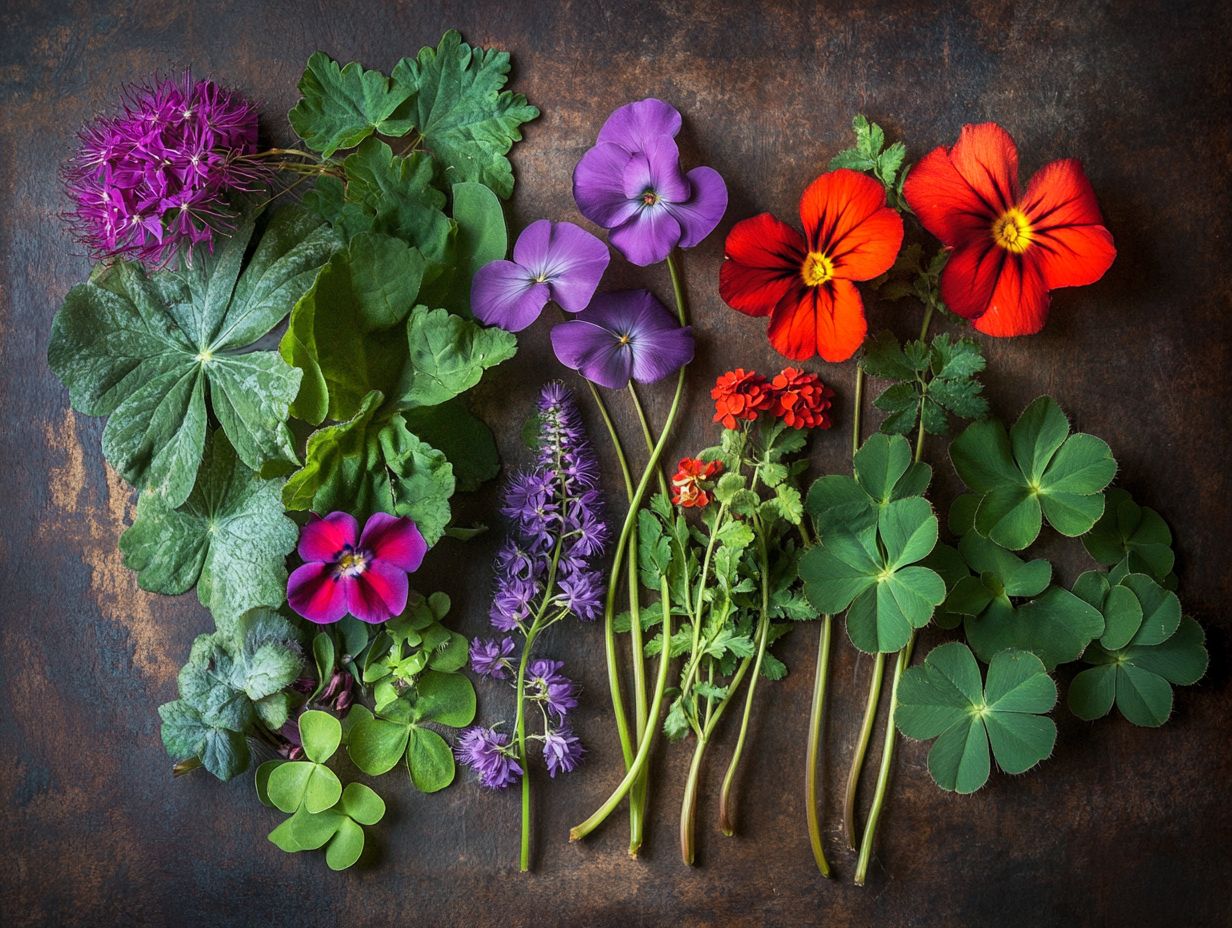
[542,726,585,778]
[470,637,517,680]
[573,98,727,266]
[471,220,610,332]
[550,290,694,390]
[454,727,523,790]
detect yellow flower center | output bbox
[991,208,1033,253]
[338,550,367,576]
[641,190,659,206]
[801,251,834,287]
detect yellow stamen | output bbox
[339,551,367,574]
[991,208,1033,253]
[801,251,834,287]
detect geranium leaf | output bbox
[395,306,518,409]
[334,139,451,258]
[390,30,540,198]
[418,181,510,316]
[402,399,500,492]
[49,208,335,507]
[289,52,413,158]
[406,726,455,793]
[120,431,298,625]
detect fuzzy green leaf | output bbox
[289,52,413,157]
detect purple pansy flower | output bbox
[470,637,517,680]
[542,726,585,778]
[573,98,727,267]
[472,220,610,332]
[454,727,523,790]
[550,289,695,390]
[287,512,428,625]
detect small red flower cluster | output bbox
[671,457,724,508]
[711,367,834,431]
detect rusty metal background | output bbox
[2,1,1230,925]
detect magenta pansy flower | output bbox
[550,289,694,390]
[572,98,728,267]
[471,220,610,332]
[287,512,428,625]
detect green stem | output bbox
[585,380,645,851]
[717,516,773,836]
[852,366,865,456]
[514,615,546,872]
[843,651,885,849]
[804,613,834,877]
[853,639,914,885]
[851,303,937,883]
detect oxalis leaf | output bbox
[289,53,414,158]
[48,207,337,507]
[896,643,1057,794]
[1068,572,1206,727]
[800,496,945,653]
[390,30,540,198]
[1082,487,1176,584]
[120,431,298,626]
[950,396,1117,550]
[805,433,931,535]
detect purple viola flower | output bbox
[542,726,585,778]
[527,659,580,718]
[470,637,517,680]
[472,220,610,332]
[573,98,727,267]
[454,727,523,790]
[550,289,695,390]
[62,74,266,266]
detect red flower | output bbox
[672,457,723,508]
[902,123,1116,337]
[719,169,904,362]
[770,367,835,429]
[711,368,774,429]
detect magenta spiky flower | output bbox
[62,74,266,266]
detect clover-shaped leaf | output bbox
[801,496,945,653]
[950,397,1116,550]
[1068,572,1205,727]
[267,710,344,814]
[896,643,1057,794]
[1082,488,1176,584]
[261,763,387,871]
[806,433,930,534]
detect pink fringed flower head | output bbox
[62,73,266,266]
[287,512,428,625]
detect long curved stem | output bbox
[718,517,773,835]
[843,651,885,849]
[514,616,545,872]
[851,302,937,882]
[854,638,913,885]
[805,613,834,877]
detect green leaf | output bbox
[303,764,343,814]
[402,399,501,492]
[340,782,386,825]
[267,761,315,813]
[345,710,411,775]
[120,431,297,625]
[325,817,367,870]
[390,30,540,198]
[268,806,343,853]
[411,670,476,727]
[418,182,509,315]
[333,139,451,257]
[859,331,915,380]
[950,419,1020,495]
[854,433,913,502]
[1082,488,1175,582]
[406,726,455,792]
[1010,396,1071,483]
[289,52,413,157]
[897,644,1056,793]
[973,585,1104,670]
[878,497,939,568]
[299,710,342,764]
[397,306,518,409]
[49,208,336,506]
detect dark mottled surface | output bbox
[2,1,1230,925]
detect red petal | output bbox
[949,123,1021,214]
[799,170,897,265]
[767,279,867,363]
[719,213,806,317]
[287,562,348,624]
[939,240,1004,321]
[1019,159,1116,289]
[903,146,997,246]
[975,253,1050,337]
[347,561,409,624]
[297,512,358,563]
[359,512,428,572]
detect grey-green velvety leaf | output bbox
[120,431,298,625]
[289,52,413,157]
